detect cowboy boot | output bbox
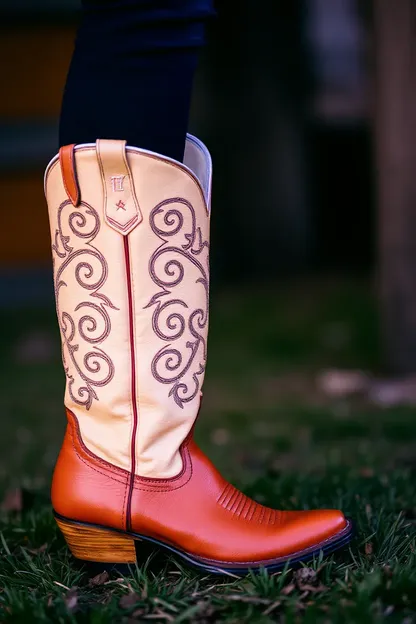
[45,136,352,574]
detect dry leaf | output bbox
[263,600,281,615]
[27,543,47,555]
[89,571,110,587]
[226,594,270,605]
[54,582,70,590]
[98,591,114,606]
[64,588,78,612]
[281,583,296,595]
[27,544,48,555]
[119,592,140,609]
[295,567,317,586]
[365,542,373,556]
[1,488,22,513]
[298,583,328,594]
[132,607,146,618]
[145,608,174,621]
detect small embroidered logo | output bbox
[111,175,125,192]
[116,200,126,211]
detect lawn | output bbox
[0,277,414,623]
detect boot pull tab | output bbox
[96,139,142,235]
[59,144,80,207]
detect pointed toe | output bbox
[274,508,348,557]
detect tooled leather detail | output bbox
[53,200,117,409]
[145,198,209,409]
[217,483,282,525]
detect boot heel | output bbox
[55,517,137,564]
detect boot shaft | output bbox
[44,136,211,477]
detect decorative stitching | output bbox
[52,200,117,410]
[67,410,193,492]
[217,482,231,505]
[145,198,209,409]
[107,214,139,232]
[217,482,281,525]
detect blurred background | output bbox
[0,0,375,279]
[0,0,415,486]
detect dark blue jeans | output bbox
[59,0,215,161]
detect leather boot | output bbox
[44,136,352,574]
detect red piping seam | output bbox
[124,236,138,532]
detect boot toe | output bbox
[274,508,348,557]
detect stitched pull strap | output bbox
[97,139,142,235]
[59,144,80,207]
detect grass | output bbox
[0,276,415,623]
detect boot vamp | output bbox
[131,440,347,563]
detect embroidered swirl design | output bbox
[52,200,117,410]
[145,198,209,409]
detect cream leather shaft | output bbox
[45,136,212,477]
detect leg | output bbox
[59,0,215,162]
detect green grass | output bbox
[0,277,415,623]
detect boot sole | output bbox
[54,511,353,576]
[54,513,353,576]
